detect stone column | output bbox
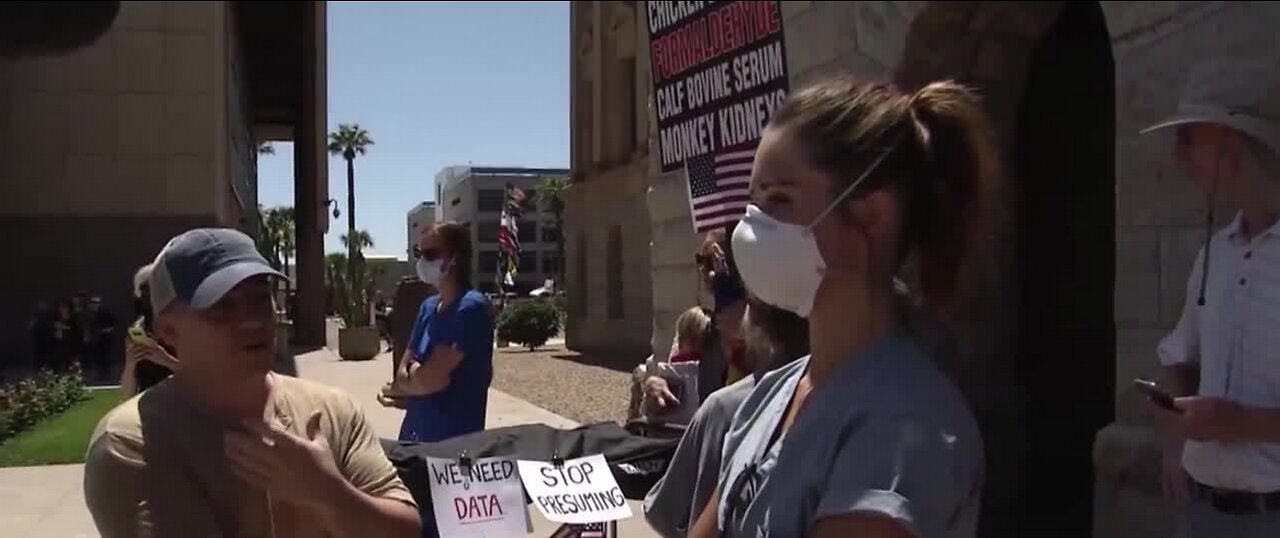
[293,0,328,347]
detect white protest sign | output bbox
[426,456,530,538]
[517,454,633,524]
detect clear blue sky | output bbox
[258,1,569,259]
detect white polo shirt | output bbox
[1159,211,1280,492]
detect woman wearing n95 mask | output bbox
[688,76,1003,538]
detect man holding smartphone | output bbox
[1145,59,1280,536]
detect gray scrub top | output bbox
[644,375,757,538]
[715,335,984,538]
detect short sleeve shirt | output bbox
[1158,212,1280,491]
[83,374,415,538]
[644,375,757,538]
[716,336,984,538]
[400,290,494,442]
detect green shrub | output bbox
[496,299,563,351]
[0,365,89,443]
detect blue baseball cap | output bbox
[148,228,286,313]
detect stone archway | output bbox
[893,2,1116,536]
[0,2,119,59]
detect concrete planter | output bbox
[338,326,380,361]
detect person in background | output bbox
[389,275,435,380]
[84,228,420,537]
[1145,59,1280,537]
[51,298,80,373]
[28,301,56,372]
[380,221,495,442]
[73,292,93,355]
[697,229,751,389]
[640,229,750,421]
[688,76,998,538]
[668,307,711,364]
[630,306,713,423]
[374,290,391,352]
[645,296,809,538]
[120,264,178,396]
[84,296,118,384]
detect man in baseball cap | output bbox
[84,228,420,537]
[1143,59,1280,536]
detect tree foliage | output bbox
[496,299,563,351]
[534,176,570,286]
[327,124,374,160]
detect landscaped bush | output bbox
[0,364,89,443]
[496,298,563,351]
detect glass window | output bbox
[542,225,561,244]
[519,252,538,272]
[478,221,500,243]
[477,189,505,212]
[575,234,587,317]
[478,250,500,273]
[543,252,561,274]
[518,221,537,243]
[607,226,623,319]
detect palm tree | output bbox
[337,230,376,327]
[269,207,296,283]
[535,176,570,287]
[339,230,375,252]
[257,206,297,319]
[325,252,350,321]
[258,143,276,155]
[328,123,374,324]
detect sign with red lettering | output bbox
[646,1,791,173]
[427,456,530,538]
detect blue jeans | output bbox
[1182,497,1280,538]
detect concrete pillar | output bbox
[293,0,327,347]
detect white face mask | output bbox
[416,256,443,285]
[731,149,894,318]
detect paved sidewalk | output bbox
[0,347,657,538]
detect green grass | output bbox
[0,388,125,467]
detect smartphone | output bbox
[128,324,158,348]
[1133,379,1182,414]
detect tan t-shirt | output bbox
[83,374,416,538]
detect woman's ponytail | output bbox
[905,81,1004,316]
[769,75,1006,317]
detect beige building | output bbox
[435,166,569,295]
[568,1,1280,536]
[406,200,436,258]
[0,1,330,369]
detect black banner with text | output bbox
[646,1,791,173]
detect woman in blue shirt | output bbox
[687,77,1001,538]
[383,221,494,442]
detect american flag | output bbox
[685,145,755,233]
[496,183,525,286]
[497,213,520,257]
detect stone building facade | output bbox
[0,1,330,370]
[567,1,1280,536]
